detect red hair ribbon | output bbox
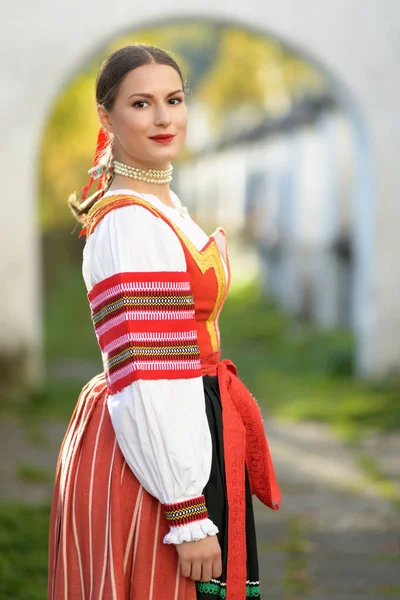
[78,127,110,239]
[81,127,110,202]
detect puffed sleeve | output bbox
[82,204,218,544]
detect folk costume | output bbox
[48,137,280,600]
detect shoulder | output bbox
[83,194,187,282]
[86,193,168,239]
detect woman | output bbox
[48,44,280,600]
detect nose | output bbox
[154,103,172,128]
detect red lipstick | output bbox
[149,134,175,144]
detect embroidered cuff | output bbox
[163,495,208,527]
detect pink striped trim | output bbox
[96,311,195,338]
[90,280,191,310]
[103,330,199,354]
[106,359,201,387]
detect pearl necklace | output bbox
[113,160,173,184]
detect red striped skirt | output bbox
[48,373,196,600]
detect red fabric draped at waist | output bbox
[201,352,281,600]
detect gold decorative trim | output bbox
[86,194,161,237]
[172,230,226,351]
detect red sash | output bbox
[201,352,280,599]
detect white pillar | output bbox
[0,123,43,384]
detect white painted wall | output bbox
[1,0,399,378]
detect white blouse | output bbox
[82,188,226,544]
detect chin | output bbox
[150,146,181,164]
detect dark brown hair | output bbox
[69,44,185,224]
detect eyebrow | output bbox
[128,89,184,100]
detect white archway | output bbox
[1,0,399,380]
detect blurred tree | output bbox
[40,69,99,230]
[197,28,325,132]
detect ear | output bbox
[97,105,114,134]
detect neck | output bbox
[108,154,175,208]
[109,174,174,208]
[113,151,171,173]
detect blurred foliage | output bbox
[106,22,219,89]
[40,70,99,230]
[0,503,49,599]
[16,464,53,485]
[40,21,325,230]
[357,455,400,507]
[198,28,324,129]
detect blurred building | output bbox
[175,94,354,330]
[1,0,400,382]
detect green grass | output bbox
[0,503,50,599]
[374,585,400,597]
[282,516,312,599]
[356,455,400,510]
[1,377,90,424]
[45,263,99,363]
[16,464,53,485]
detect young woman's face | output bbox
[98,63,187,169]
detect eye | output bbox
[133,100,149,108]
[168,97,183,105]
